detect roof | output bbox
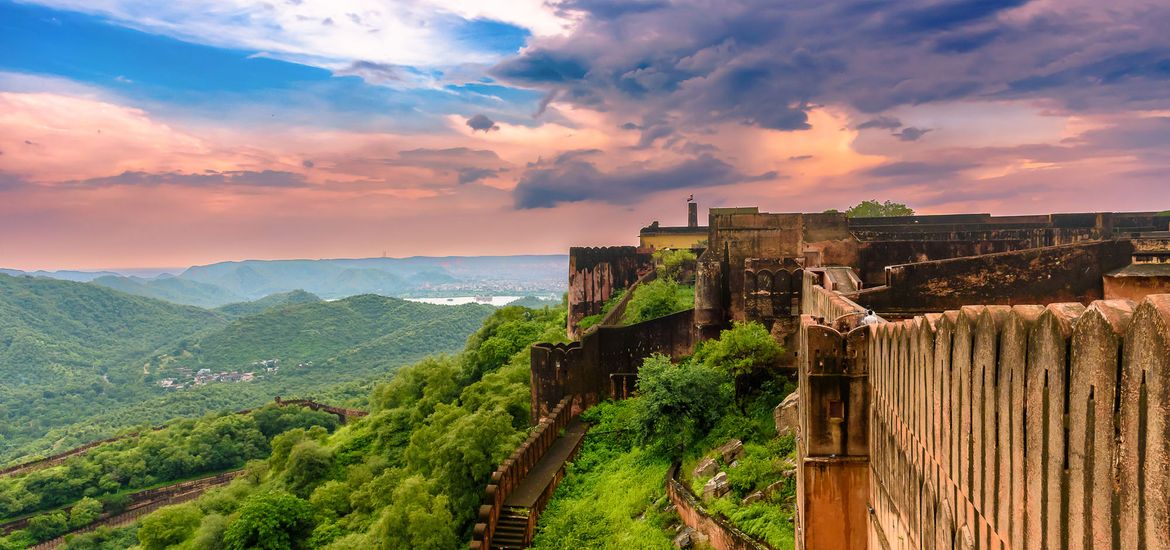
[640,225,708,235]
[1106,263,1170,277]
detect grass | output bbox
[530,402,677,550]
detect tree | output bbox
[368,476,458,550]
[843,200,914,218]
[694,321,784,408]
[632,354,731,456]
[653,248,697,282]
[137,503,202,550]
[68,496,103,528]
[282,439,333,497]
[622,279,693,324]
[26,511,68,542]
[222,492,315,550]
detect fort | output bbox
[472,204,1170,549]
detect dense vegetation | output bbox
[55,304,570,549]
[533,322,796,548]
[0,405,341,548]
[620,279,694,325]
[0,274,495,464]
[215,290,322,318]
[824,199,915,218]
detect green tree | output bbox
[137,503,202,550]
[653,249,697,282]
[26,511,69,541]
[632,354,731,456]
[622,279,693,324]
[282,439,333,497]
[68,497,103,528]
[222,492,314,550]
[843,199,914,218]
[694,321,784,408]
[368,476,458,550]
[187,513,227,550]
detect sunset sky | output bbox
[2,0,1170,270]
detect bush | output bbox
[137,503,202,550]
[622,279,693,325]
[694,321,783,408]
[222,491,315,550]
[633,354,731,456]
[653,249,696,282]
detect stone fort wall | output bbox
[566,246,651,339]
[530,308,694,421]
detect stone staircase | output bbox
[489,508,530,549]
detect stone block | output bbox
[702,471,730,500]
[717,439,744,463]
[693,457,719,479]
[742,491,765,505]
[672,527,694,549]
[774,391,799,436]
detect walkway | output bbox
[504,419,588,508]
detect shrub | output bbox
[222,491,314,550]
[632,354,731,456]
[653,249,696,282]
[137,503,202,550]
[622,279,693,325]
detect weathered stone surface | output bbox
[774,391,799,436]
[702,472,730,500]
[692,458,718,479]
[742,491,764,505]
[672,527,694,549]
[716,439,744,463]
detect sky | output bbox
[2,0,1170,270]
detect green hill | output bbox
[215,290,322,318]
[0,273,229,388]
[0,275,495,464]
[90,274,245,308]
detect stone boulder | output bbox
[717,439,744,463]
[673,527,695,549]
[693,457,719,479]
[742,491,765,505]
[702,471,730,500]
[774,391,799,436]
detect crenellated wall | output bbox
[567,246,651,339]
[853,240,1135,318]
[530,308,695,422]
[862,295,1170,549]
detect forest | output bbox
[0,273,495,465]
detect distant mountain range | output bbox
[1,255,567,307]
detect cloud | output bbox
[0,172,27,191]
[493,0,1170,132]
[384,147,510,186]
[893,127,932,141]
[466,114,501,132]
[65,170,308,188]
[302,159,315,168]
[20,0,574,73]
[865,161,976,179]
[513,152,776,208]
[857,116,903,130]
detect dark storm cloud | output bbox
[857,116,903,130]
[893,127,932,141]
[493,0,1170,135]
[513,152,776,209]
[66,170,308,188]
[466,114,500,132]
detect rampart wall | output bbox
[854,240,1135,317]
[865,295,1170,549]
[530,308,694,421]
[567,247,651,339]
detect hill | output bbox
[179,255,566,300]
[0,275,495,464]
[90,274,245,308]
[215,290,322,317]
[0,273,229,389]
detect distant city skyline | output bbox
[3,0,1170,269]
